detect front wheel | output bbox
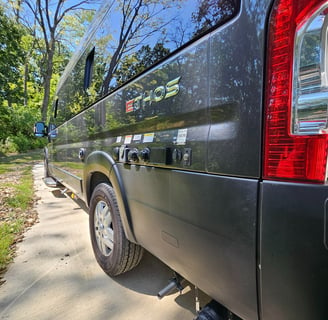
[89,183,143,276]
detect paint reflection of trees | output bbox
[192,0,239,36]
[115,44,170,87]
[93,0,240,133]
[100,0,178,95]
[58,0,242,134]
[99,0,240,94]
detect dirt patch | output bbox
[0,165,40,284]
[0,170,39,227]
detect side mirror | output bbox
[34,121,47,137]
[48,123,58,139]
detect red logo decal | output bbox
[126,99,134,113]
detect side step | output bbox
[43,177,60,188]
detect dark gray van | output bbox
[35,0,328,319]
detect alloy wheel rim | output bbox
[94,200,114,256]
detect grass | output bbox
[0,165,15,175]
[0,150,42,273]
[0,220,24,269]
[5,166,34,210]
[0,150,42,164]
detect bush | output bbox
[0,137,18,154]
[0,134,47,154]
[12,134,30,152]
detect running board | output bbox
[43,177,60,188]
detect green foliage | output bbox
[0,1,96,154]
[0,135,46,154]
[0,6,42,151]
[0,7,25,105]
[0,7,26,144]
[0,101,47,153]
[61,9,96,48]
[0,153,39,271]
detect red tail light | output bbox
[264,0,328,183]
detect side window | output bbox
[54,98,58,119]
[91,0,240,95]
[53,0,240,125]
[53,98,66,126]
[84,47,95,91]
[55,46,97,123]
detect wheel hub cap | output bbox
[94,200,114,256]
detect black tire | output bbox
[89,183,143,276]
[195,300,226,320]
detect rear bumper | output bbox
[260,181,328,320]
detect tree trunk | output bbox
[24,61,28,107]
[41,48,54,121]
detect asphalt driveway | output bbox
[0,164,207,320]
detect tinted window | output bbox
[93,0,240,94]
[55,0,239,124]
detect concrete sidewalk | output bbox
[0,164,203,320]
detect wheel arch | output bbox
[84,151,137,243]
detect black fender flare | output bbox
[83,151,137,243]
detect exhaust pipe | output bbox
[157,273,185,299]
